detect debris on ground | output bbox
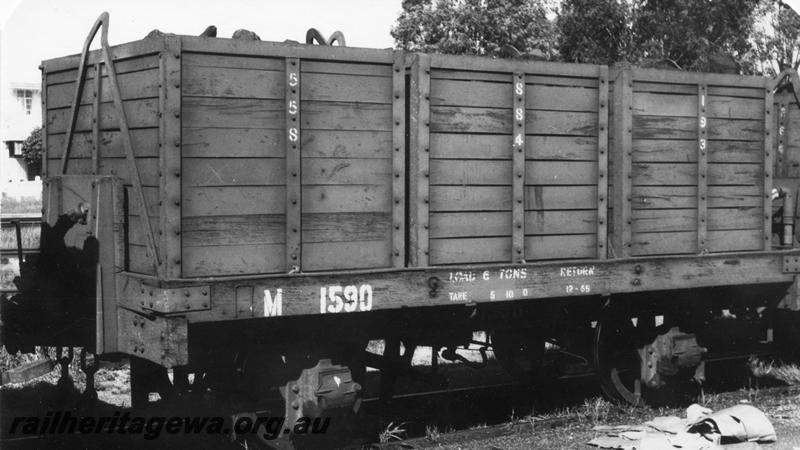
[588,403,776,449]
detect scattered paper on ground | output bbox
[589,403,776,449]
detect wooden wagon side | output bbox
[408,54,609,266]
[42,38,166,277]
[611,68,772,257]
[177,39,406,277]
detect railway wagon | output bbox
[5,12,800,443]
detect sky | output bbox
[4,0,800,85]
[0,0,402,84]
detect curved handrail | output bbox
[56,12,161,275]
[305,28,346,46]
[59,12,109,175]
[768,68,800,106]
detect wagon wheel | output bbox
[592,306,655,405]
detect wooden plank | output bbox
[286,57,301,270]
[430,80,597,111]
[183,215,284,246]
[631,229,763,255]
[527,186,597,210]
[45,54,161,84]
[183,244,285,277]
[162,36,182,279]
[302,130,392,159]
[707,96,764,119]
[182,65,284,99]
[430,186,511,212]
[302,185,391,213]
[429,53,601,78]
[633,81,696,95]
[128,215,163,247]
[632,115,695,139]
[698,83,708,253]
[430,134,596,160]
[182,157,286,186]
[431,134,511,159]
[392,52,406,268]
[633,92,695,117]
[630,68,764,88]
[128,244,157,275]
[47,98,159,133]
[302,158,392,185]
[181,52,284,70]
[430,211,511,238]
[301,72,391,104]
[612,68,632,257]
[632,185,763,209]
[181,97,284,128]
[632,207,762,233]
[430,107,598,135]
[513,72,526,262]
[525,234,597,260]
[430,159,510,185]
[431,79,510,108]
[527,111,598,136]
[764,84,774,250]
[300,60,392,77]
[183,186,286,216]
[429,160,597,186]
[597,67,609,259]
[526,161,597,185]
[410,54,431,267]
[182,128,284,158]
[182,212,390,246]
[302,101,392,131]
[707,86,765,99]
[430,237,509,265]
[42,41,162,73]
[631,162,760,186]
[432,70,597,87]
[632,139,762,163]
[48,156,160,186]
[180,37,395,64]
[46,68,160,108]
[48,129,160,159]
[526,85,598,112]
[128,186,162,217]
[707,118,764,141]
[631,117,763,141]
[431,210,598,237]
[302,240,391,271]
[305,212,391,243]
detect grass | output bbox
[0,224,39,250]
[748,356,800,385]
[378,421,407,443]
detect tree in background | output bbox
[557,0,631,65]
[750,0,800,76]
[21,127,42,177]
[391,0,557,59]
[630,0,763,72]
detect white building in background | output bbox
[1,80,41,183]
